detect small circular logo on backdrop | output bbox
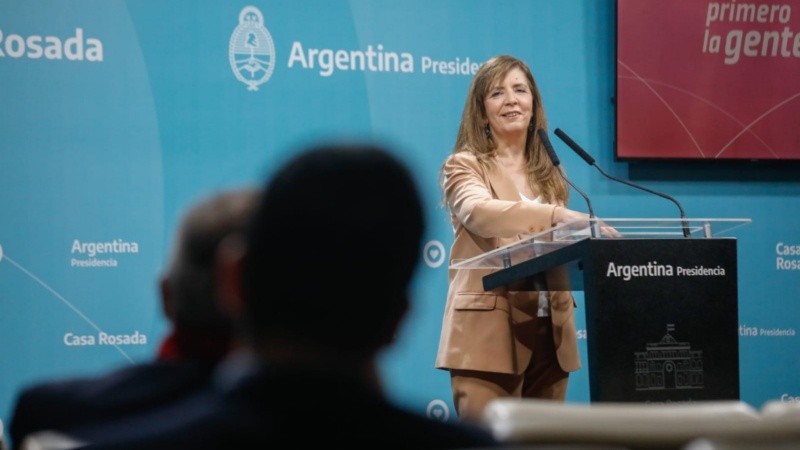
[426,399,450,422]
[423,240,446,268]
[229,6,276,91]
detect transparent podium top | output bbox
[450,217,751,270]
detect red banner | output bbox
[616,0,800,160]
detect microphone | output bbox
[537,128,598,238]
[553,128,691,238]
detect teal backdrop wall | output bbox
[1,0,799,427]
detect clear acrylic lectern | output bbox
[452,218,751,403]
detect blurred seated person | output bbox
[8,188,259,450]
[68,141,501,449]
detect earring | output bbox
[484,125,491,139]
[528,121,535,132]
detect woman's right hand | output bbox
[552,206,621,237]
[551,206,588,224]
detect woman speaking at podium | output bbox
[435,54,590,423]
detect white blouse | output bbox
[520,193,550,318]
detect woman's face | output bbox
[483,67,533,141]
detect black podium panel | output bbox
[583,238,739,402]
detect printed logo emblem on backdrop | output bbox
[229,6,275,91]
[426,399,450,422]
[227,5,482,81]
[634,324,704,392]
[423,240,446,268]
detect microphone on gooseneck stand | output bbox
[553,128,691,238]
[537,128,598,238]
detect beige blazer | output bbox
[435,152,581,374]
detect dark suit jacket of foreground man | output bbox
[66,360,499,449]
[10,360,219,448]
